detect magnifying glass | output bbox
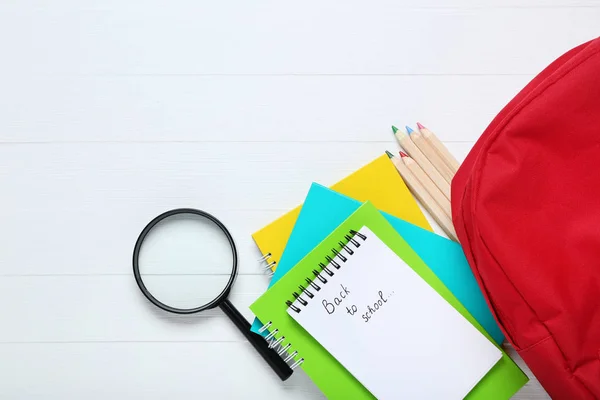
[132,208,293,381]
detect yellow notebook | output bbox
[252,154,432,271]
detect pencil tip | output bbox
[416,122,425,130]
[399,151,409,158]
[391,125,399,134]
[405,125,414,134]
[385,150,395,159]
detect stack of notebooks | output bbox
[248,154,529,399]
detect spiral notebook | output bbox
[287,225,501,399]
[251,154,431,271]
[250,202,527,400]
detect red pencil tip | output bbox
[416,122,425,130]
[399,151,409,158]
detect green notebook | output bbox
[250,202,528,399]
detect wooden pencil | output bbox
[398,151,452,219]
[386,151,457,241]
[392,126,451,201]
[406,125,454,184]
[417,122,460,173]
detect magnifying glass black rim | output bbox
[132,208,238,315]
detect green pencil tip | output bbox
[391,125,399,134]
[385,150,395,158]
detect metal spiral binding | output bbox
[254,229,367,370]
[258,252,276,276]
[257,321,305,370]
[286,229,367,313]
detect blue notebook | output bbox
[251,183,504,345]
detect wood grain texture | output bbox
[0,0,584,397]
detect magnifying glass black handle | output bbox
[220,299,294,381]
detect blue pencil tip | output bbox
[406,125,414,134]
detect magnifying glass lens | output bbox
[133,209,293,381]
[136,213,235,310]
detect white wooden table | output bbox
[1,1,597,398]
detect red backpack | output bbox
[452,37,600,399]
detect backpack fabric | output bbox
[452,37,600,399]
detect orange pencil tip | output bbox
[416,122,426,130]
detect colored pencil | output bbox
[386,151,457,241]
[398,150,452,219]
[406,125,454,184]
[417,122,460,173]
[392,126,451,201]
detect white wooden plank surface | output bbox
[0,142,466,277]
[0,2,598,76]
[0,76,530,143]
[0,343,550,400]
[0,0,587,398]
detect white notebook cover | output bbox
[288,226,501,400]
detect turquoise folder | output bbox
[250,183,504,345]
